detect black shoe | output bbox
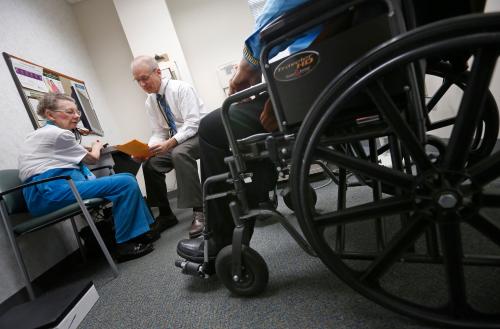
[176,237,218,262]
[115,242,154,263]
[133,229,160,244]
[152,214,179,233]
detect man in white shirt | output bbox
[131,55,208,238]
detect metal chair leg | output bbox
[68,180,119,277]
[70,216,87,263]
[0,202,35,300]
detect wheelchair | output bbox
[176,0,500,327]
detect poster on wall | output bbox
[10,57,48,93]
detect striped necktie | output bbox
[156,94,177,136]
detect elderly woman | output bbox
[18,93,156,262]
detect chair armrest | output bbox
[90,165,114,175]
[0,175,71,198]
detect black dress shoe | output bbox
[115,242,154,263]
[153,214,178,233]
[134,229,160,244]
[176,237,218,262]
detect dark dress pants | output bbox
[198,94,277,249]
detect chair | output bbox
[0,169,119,301]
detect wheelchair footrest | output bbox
[175,259,213,278]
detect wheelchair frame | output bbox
[177,0,500,327]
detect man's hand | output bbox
[131,155,149,163]
[149,138,178,156]
[259,99,278,132]
[229,59,262,95]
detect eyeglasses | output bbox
[51,109,81,116]
[133,71,155,84]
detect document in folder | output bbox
[115,139,150,158]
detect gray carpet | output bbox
[75,179,497,329]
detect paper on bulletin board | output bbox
[43,73,65,93]
[11,58,48,93]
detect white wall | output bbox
[113,0,194,85]
[166,0,254,110]
[0,0,122,303]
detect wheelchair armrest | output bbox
[90,165,113,172]
[0,175,71,198]
[90,165,114,176]
[237,133,272,146]
[221,83,268,173]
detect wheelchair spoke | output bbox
[478,193,500,208]
[314,196,415,227]
[426,78,453,113]
[315,146,415,189]
[468,150,500,187]
[365,82,433,172]
[438,217,469,317]
[466,213,500,249]
[361,212,429,283]
[444,49,498,172]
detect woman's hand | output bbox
[83,139,104,164]
[91,140,104,151]
[229,59,262,95]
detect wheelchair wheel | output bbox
[215,245,269,296]
[426,62,499,165]
[291,14,500,328]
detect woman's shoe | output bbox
[115,241,154,263]
[134,229,161,244]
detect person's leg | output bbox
[74,173,153,243]
[142,154,178,230]
[178,94,278,260]
[170,136,202,209]
[170,136,205,238]
[24,170,155,261]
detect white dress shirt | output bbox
[145,78,208,146]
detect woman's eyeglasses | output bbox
[52,109,81,116]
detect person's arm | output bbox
[169,83,204,144]
[243,0,311,70]
[229,0,312,95]
[82,140,104,164]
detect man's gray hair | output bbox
[131,55,159,72]
[36,93,75,118]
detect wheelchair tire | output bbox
[291,14,500,328]
[215,245,269,297]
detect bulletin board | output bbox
[2,52,104,136]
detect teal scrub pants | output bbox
[23,168,153,244]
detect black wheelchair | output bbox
[176,0,500,327]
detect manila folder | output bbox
[116,139,149,158]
